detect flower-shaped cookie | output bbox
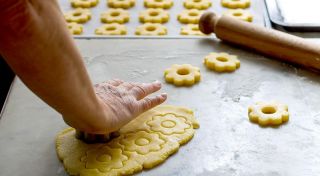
[248,102,289,126]
[107,0,135,9]
[223,9,253,22]
[204,52,240,72]
[139,8,169,23]
[101,9,130,24]
[164,64,201,86]
[64,8,91,23]
[177,9,203,24]
[183,0,212,10]
[120,131,165,155]
[221,0,251,9]
[144,0,174,9]
[67,22,83,35]
[135,23,167,36]
[180,24,205,36]
[70,0,99,8]
[95,23,127,35]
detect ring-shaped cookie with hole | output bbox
[107,0,135,9]
[223,9,253,22]
[135,23,167,36]
[183,0,212,10]
[221,0,250,9]
[177,9,203,24]
[204,52,240,72]
[139,8,169,23]
[64,8,91,23]
[95,23,127,35]
[164,64,201,86]
[101,9,129,24]
[67,22,83,35]
[248,102,289,126]
[180,24,205,35]
[70,0,99,8]
[144,0,174,9]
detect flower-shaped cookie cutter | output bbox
[64,8,91,23]
[95,23,127,35]
[101,9,130,24]
[164,64,201,86]
[248,102,289,126]
[139,8,169,23]
[204,52,240,72]
[70,0,99,8]
[183,0,212,10]
[107,0,135,9]
[177,9,204,24]
[144,0,174,9]
[180,24,205,35]
[221,0,250,9]
[67,22,83,35]
[135,23,167,35]
[223,9,253,22]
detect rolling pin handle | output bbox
[199,12,219,34]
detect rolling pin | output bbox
[199,12,320,72]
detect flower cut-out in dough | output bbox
[144,0,174,9]
[248,102,289,126]
[139,8,169,23]
[64,8,92,23]
[164,64,201,86]
[221,0,250,9]
[135,23,167,36]
[67,22,83,35]
[107,0,135,9]
[223,9,253,22]
[101,9,130,24]
[95,23,127,35]
[177,9,204,24]
[183,0,212,10]
[180,24,205,35]
[70,0,99,8]
[204,52,240,72]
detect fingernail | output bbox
[161,93,167,98]
[153,80,161,86]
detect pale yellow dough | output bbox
[164,64,201,86]
[107,0,135,9]
[135,23,167,36]
[70,0,99,8]
[56,105,199,176]
[204,52,240,72]
[144,0,174,9]
[177,9,204,24]
[221,0,250,9]
[100,9,129,24]
[95,23,127,35]
[248,102,289,126]
[223,9,253,22]
[67,22,84,35]
[64,8,92,23]
[180,24,205,36]
[183,0,212,10]
[139,8,169,23]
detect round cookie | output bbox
[221,0,251,9]
[180,24,205,36]
[223,9,253,22]
[139,8,169,23]
[177,9,203,24]
[164,64,201,86]
[144,0,174,9]
[101,9,130,24]
[70,0,99,8]
[67,22,83,35]
[107,0,135,9]
[64,8,91,23]
[183,0,212,10]
[95,23,127,35]
[204,52,240,72]
[135,23,167,36]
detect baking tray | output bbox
[59,0,266,38]
[265,0,320,32]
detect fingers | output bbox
[138,93,167,112]
[130,81,162,100]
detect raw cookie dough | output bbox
[95,23,127,35]
[180,24,205,35]
[67,22,84,35]
[248,102,289,126]
[101,9,130,24]
[135,23,167,36]
[177,9,203,24]
[223,9,253,22]
[56,105,199,176]
[164,64,201,86]
[107,0,135,9]
[204,52,240,72]
[64,8,92,23]
[144,0,174,9]
[221,0,250,9]
[183,0,212,10]
[70,0,99,8]
[139,8,169,23]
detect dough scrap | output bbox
[177,9,204,24]
[144,0,174,9]
[164,64,201,86]
[100,9,130,24]
[70,0,99,8]
[139,8,169,23]
[107,0,135,9]
[248,102,289,126]
[204,52,240,72]
[135,23,167,36]
[95,23,127,35]
[223,9,253,22]
[180,24,205,36]
[221,0,250,9]
[64,8,92,23]
[67,22,84,35]
[183,0,212,10]
[56,105,199,176]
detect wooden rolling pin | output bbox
[199,12,320,72]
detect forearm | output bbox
[0,0,103,131]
